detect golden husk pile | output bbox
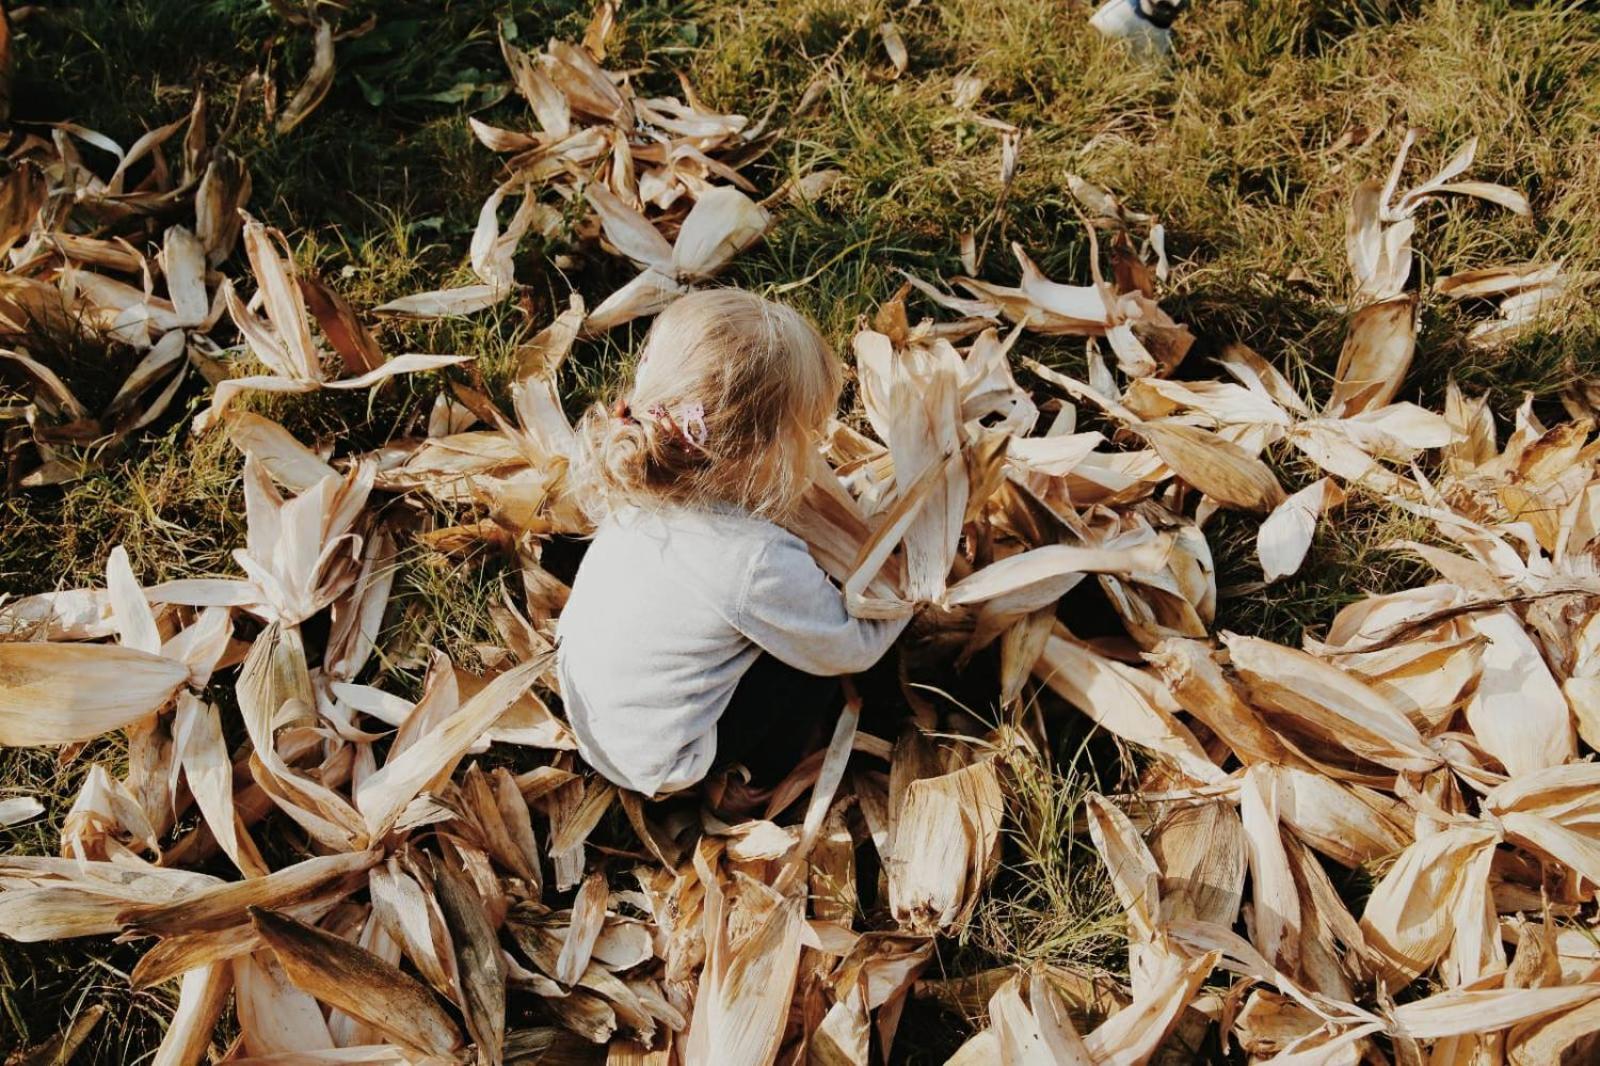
[4,13,1600,1066]
[0,85,468,488]
[380,0,776,330]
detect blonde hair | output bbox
[574,288,842,520]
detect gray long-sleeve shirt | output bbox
[555,504,908,795]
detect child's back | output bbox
[558,504,902,795]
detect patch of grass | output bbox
[971,743,1125,970]
[1208,495,1438,642]
[381,540,515,678]
[0,938,181,1063]
[0,415,243,596]
[5,0,1600,1060]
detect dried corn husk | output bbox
[681,846,805,1066]
[1258,478,1344,582]
[882,747,1004,936]
[250,906,465,1058]
[1326,295,1417,417]
[0,643,189,746]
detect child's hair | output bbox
[574,288,842,520]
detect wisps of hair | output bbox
[573,288,842,522]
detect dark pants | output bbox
[715,652,840,786]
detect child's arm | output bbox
[737,533,911,676]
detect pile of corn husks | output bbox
[4,13,1600,1066]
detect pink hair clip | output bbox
[645,402,710,450]
[678,403,708,447]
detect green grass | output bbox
[4,0,1600,1060]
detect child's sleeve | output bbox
[736,532,912,676]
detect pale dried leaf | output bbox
[1258,478,1344,583]
[0,642,189,746]
[251,907,464,1058]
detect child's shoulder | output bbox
[598,504,803,604]
[610,502,798,557]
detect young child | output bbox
[557,289,910,797]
